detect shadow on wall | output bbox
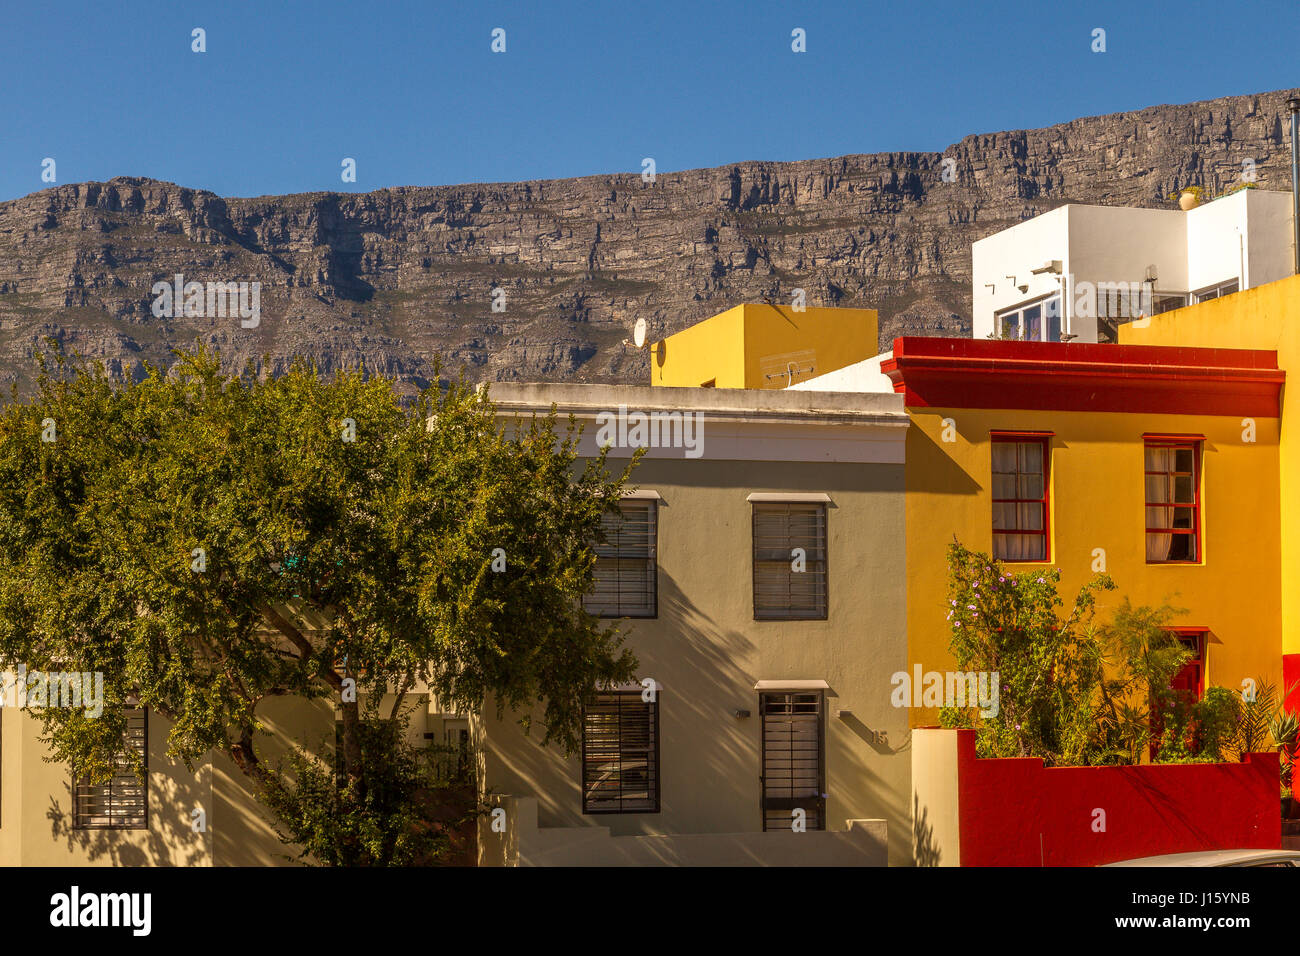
[905,420,982,497]
[45,765,209,867]
[913,792,942,867]
[485,568,762,840]
[485,566,913,865]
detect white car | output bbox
[1103,849,1300,867]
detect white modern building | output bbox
[970,189,1294,344]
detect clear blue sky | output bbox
[2,0,1296,202]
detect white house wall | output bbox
[971,206,1070,340]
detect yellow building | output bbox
[877,337,1285,726]
[650,304,877,389]
[1119,274,1300,700]
[659,304,1287,731]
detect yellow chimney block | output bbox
[648,304,878,389]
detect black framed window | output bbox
[581,691,659,814]
[73,708,147,830]
[753,502,827,620]
[585,499,657,618]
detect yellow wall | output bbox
[1119,275,1300,654]
[904,407,1283,726]
[651,304,877,389]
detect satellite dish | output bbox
[633,318,647,349]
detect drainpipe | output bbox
[1289,96,1300,275]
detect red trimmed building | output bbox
[798,337,1285,731]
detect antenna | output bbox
[623,318,648,350]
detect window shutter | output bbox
[752,503,828,620]
[585,500,657,617]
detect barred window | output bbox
[753,502,828,620]
[581,692,659,814]
[73,709,147,830]
[585,500,657,618]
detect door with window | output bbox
[760,691,824,831]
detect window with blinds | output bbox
[581,692,659,814]
[752,502,828,620]
[73,708,148,830]
[584,500,657,618]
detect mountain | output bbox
[0,88,1294,394]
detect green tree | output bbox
[0,345,638,864]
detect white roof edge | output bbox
[746,492,832,503]
[754,679,831,691]
[621,489,661,499]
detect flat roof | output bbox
[485,382,908,426]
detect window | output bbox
[1192,280,1240,303]
[753,502,828,620]
[1152,292,1187,315]
[996,295,1062,342]
[581,691,659,813]
[1168,630,1206,699]
[991,434,1050,561]
[73,708,147,829]
[585,499,657,617]
[1150,629,1206,758]
[1145,438,1201,563]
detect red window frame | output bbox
[1169,629,1206,699]
[990,431,1052,563]
[1143,435,1202,564]
[1149,628,1207,759]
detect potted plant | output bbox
[1169,186,1206,210]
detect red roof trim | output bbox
[883,338,1283,417]
[1142,432,1206,442]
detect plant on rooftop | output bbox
[0,343,640,864]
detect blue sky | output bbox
[1,0,1296,201]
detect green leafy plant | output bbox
[940,541,1247,767]
[0,343,641,864]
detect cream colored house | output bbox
[0,653,454,866]
[477,383,911,866]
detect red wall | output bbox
[953,729,1280,866]
[1284,654,1300,714]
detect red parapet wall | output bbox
[953,729,1280,866]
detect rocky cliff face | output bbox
[0,88,1293,393]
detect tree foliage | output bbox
[0,345,639,863]
[940,541,1252,767]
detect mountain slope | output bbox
[0,88,1292,393]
